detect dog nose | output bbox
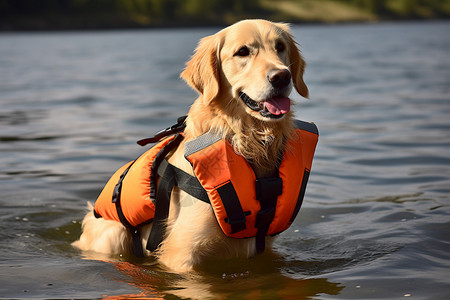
[268,69,291,89]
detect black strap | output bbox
[217,181,247,234]
[149,133,184,202]
[254,177,283,254]
[146,165,175,252]
[111,161,145,257]
[145,133,184,252]
[157,159,209,203]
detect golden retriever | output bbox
[73,19,309,272]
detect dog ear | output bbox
[181,35,221,104]
[288,35,309,98]
[278,24,309,99]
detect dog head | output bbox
[181,19,308,122]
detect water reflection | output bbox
[101,255,344,300]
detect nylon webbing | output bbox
[146,165,175,252]
[110,161,145,257]
[216,181,247,234]
[145,133,184,252]
[157,159,209,203]
[254,177,283,254]
[149,134,184,203]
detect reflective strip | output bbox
[293,119,319,135]
[184,132,222,157]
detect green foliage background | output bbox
[1,0,449,30]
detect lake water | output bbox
[1,21,449,299]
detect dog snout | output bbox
[268,69,291,89]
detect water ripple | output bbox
[1,22,450,299]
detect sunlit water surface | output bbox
[1,21,449,299]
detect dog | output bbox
[73,19,311,272]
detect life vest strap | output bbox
[254,177,283,253]
[216,181,248,234]
[110,161,145,257]
[149,133,184,203]
[145,133,185,252]
[157,159,209,203]
[146,161,176,252]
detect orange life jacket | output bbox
[184,120,318,239]
[94,134,182,228]
[94,119,318,254]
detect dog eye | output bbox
[234,46,250,57]
[275,42,286,53]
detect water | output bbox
[1,21,450,299]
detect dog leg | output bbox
[154,199,217,272]
[72,203,133,255]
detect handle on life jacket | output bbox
[137,116,187,146]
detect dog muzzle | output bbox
[239,92,290,119]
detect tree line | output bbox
[1,0,449,30]
[342,0,450,18]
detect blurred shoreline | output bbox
[1,0,449,32]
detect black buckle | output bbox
[224,211,251,233]
[255,177,283,202]
[255,177,282,229]
[112,164,132,203]
[225,217,247,233]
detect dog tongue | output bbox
[264,96,291,115]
